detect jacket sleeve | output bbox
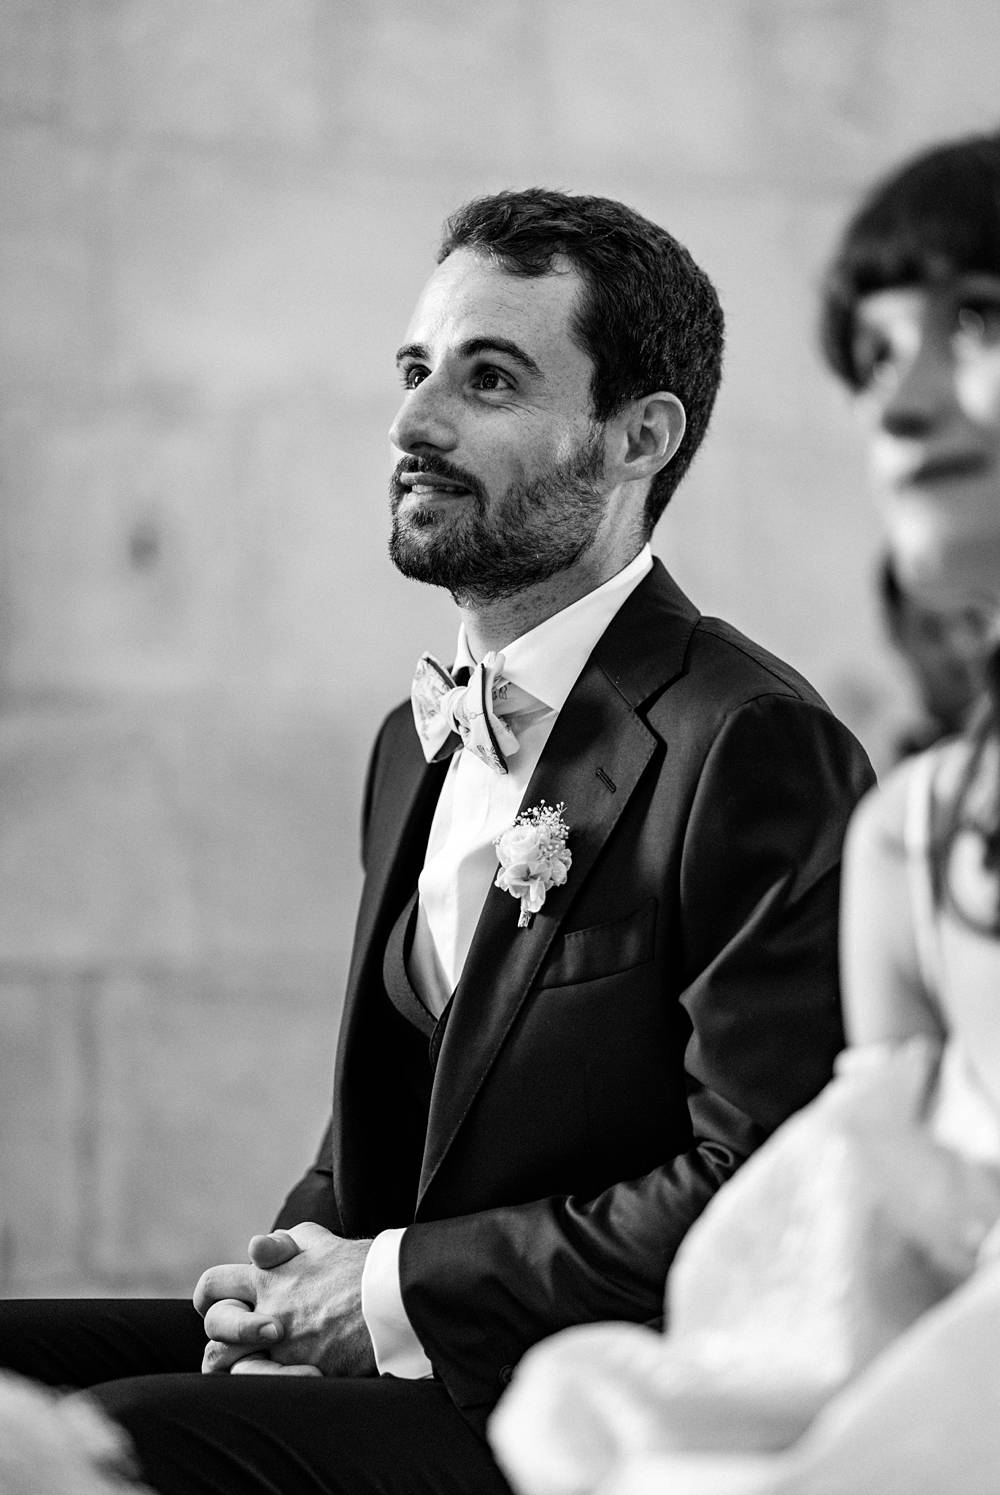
[271,1119,343,1234]
[399,694,875,1428]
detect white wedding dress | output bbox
[489,747,1000,1495]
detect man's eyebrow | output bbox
[394,337,543,379]
[461,338,543,378]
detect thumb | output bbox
[286,1221,337,1251]
[247,1230,301,1269]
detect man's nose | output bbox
[389,377,458,454]
[879,339,952,439]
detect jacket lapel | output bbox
[350,724,446,978]
[336,712,446,1086]
[333,712,449,1229]
[416,560,700,1205]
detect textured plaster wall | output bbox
[2,0,999,1294]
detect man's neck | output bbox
[459,545,645,657]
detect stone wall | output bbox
[2,0,999,1294]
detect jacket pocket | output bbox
[539,898,657,989]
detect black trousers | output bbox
[0,1299,513,1495]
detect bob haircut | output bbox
[820,130,1000,388]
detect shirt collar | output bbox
[452,545,653,713]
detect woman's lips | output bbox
[906,451,992,485]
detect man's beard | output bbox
[388,429,608,603]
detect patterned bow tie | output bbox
[411,652,545,776]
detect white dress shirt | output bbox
[361,545,654,1377]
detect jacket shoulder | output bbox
[647,614,874,797]
[683,615,833,712]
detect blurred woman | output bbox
[876,548,984,759]
[487,129,1000,1495]
[0,1371,149,1495]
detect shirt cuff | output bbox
[361,1227,434,1378]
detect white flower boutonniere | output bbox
[494,801,572,929]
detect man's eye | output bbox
[472,367,512,392]
[401,366,428,390]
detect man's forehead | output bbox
[405,247,583,349]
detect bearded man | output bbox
[0,189,874,1495]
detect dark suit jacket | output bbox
[276,560,875,1430]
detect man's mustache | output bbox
[390,455,486,506]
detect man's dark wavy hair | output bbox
[820,129,1000,388]
[438,188,725,532]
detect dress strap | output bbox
[903,749,942,998]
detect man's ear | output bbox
[630,391,686,472]
[609,392,686,483]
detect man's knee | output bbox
[86,1374,216,1495]
[89,1371,178,1423]
[0,1298,205,1389]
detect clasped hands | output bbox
[194,1222,376,1378]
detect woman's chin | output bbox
[892,535,1000,620]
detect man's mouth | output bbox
[400,474,472,497]
[394,460,481,505]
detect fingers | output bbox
[247,1230,302,1269]
[202,1338,323,1376]
[231,1359,323,1378]
[244,1221,334,1273]
[202,1343,271,1375]
[193,1262,256,1318]
[202,1297,282,1349]
[194,1226,306,1319]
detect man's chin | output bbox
[388,532,507,600]
[389,525,461,588]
